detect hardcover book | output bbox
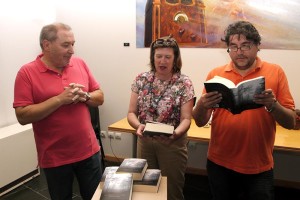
[133,169,162,193]
[100,173,133,200]
[204,76,265,114]
[116,158,148,181]
[100,166,119,189]
[143,122,174,137]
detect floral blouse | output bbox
[131,71,194,127]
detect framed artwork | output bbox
[136,0,300,49]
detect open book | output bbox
[204,76,265,114]
[143,121,174,137]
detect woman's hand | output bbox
[153,131,180,145]
[135,123,144,137]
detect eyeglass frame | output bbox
[227,43,254,53]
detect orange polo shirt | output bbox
[205,57,295,174]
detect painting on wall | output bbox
[136,0,300,49]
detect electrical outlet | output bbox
[100,131,106,138]
[108,131,114,139]
[115,132,121,140]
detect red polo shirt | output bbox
[13,54,100,168]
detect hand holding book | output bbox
[143,121,174,137]
[204,76,265,114]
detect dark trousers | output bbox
[206,159,274,200]
[43,151,102,200]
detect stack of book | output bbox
[100,172,133,200]
[133,169,162,193]
[100,166,119,189]
[100,158,162,199]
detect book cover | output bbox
[100,166,119,189]
[133,169,162,193]
[116,158,148,181]
[100,173,133,200]
[204,76,265,114]
[143,122,174,137]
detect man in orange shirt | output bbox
[192,21,296,200]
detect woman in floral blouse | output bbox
[127,36,195,200]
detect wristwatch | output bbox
[84,92,91,102]
[265,98,277,113]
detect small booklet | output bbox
[143,121,174,137]
[204,76,265,114]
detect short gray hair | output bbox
[39,22,72,49]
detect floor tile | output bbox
[1,186,48,200]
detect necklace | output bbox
[149,74,173,117]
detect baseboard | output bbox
[0,168,40,196]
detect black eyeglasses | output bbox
[153,37,178,48]
[227,43,254,52]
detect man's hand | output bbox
[200,91,222,109]
[254,89,277,109]
[57,83,87,104]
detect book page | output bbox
[205,76,236,88]
[236,76,265,88]
[236,76,265,106]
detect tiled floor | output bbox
[1,163,300,200]
[1,170,82,200]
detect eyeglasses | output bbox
[153,37,178,48]
[227,43,254,52]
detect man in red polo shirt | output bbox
[13,22,104,200]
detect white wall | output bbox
[1,0,299,157]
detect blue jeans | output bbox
[43,151,102,200]
[206,159,274,200]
